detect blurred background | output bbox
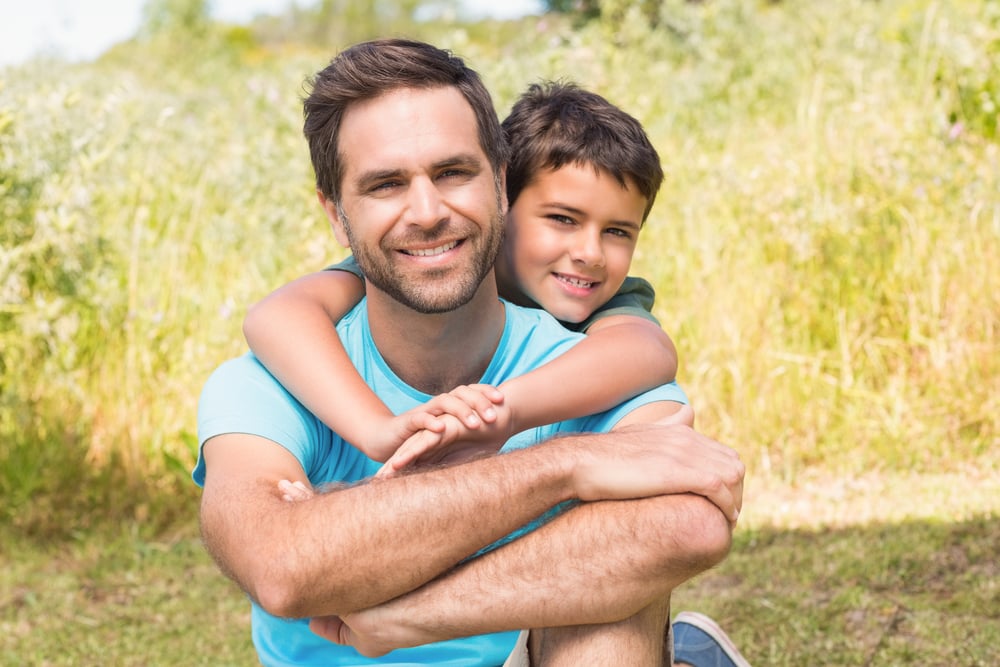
[1,1,998,663]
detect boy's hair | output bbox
[303,38,510,203]
[502,81,664,220]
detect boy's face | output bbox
[495,163,646,323]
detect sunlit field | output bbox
[2,0,998,663]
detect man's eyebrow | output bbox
[354,168,404,191]
[434,153,486,170]
[353,154,486,191]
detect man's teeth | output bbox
[406,241,458,257]
[557,274,596,288]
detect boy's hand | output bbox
[378,385,512,476]
[363,385,504,462]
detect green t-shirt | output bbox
[324,255,659,333]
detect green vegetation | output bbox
[2,0,997,663]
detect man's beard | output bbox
[338,193,505,314]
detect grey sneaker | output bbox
[672,611,751,667]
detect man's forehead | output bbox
[338,86,485,180]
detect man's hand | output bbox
[309,609,400,658]
[571,422,744,523]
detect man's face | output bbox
[330,86,504,314]
[495,163,645,323]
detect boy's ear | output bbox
[317,189,351,248]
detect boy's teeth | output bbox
[558,274,595,288]
[406,240,458,257]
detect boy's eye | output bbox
[547,214,576,225]
[605,227,634,239]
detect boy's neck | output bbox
[365,277,506,395]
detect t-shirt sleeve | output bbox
[323,254,364,280]
[570,276,660,333]
[575,380,688,432]
[192,354,322,487]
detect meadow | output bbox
[2,0,998,664]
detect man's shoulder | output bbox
[199,352,302,419]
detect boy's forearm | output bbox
[243,272,390,449]
[499,317,678,432]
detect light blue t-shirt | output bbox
[194,299,687,667]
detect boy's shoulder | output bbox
[567,276,659,333]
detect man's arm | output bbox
[198,408,741,621]
[311,402,744,656]
[323,491,731,656]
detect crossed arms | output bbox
[198,400,744,651]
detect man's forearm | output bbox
[201,433,577,619]
[332,491,733,654]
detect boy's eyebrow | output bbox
[354,154,485,191]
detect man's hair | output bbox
[502,81,664,221]
[303,38,509,202]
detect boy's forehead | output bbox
[536,163,646,200]
[523,162,649,226]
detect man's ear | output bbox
[317,190,350,248]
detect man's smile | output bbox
[400,240,461,257]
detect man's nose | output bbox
[404,176,446,228]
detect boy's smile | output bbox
[496,163,646,324]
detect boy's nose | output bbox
[570,232,605,268]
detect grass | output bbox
[4,473,998,665]
[0,517,255,666]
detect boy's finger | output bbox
[447,386,500,423]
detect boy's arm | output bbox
[498,314,679,434]
[244,270,420,460]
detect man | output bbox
[194,38,744,666]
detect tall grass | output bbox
[1,0,997,536]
